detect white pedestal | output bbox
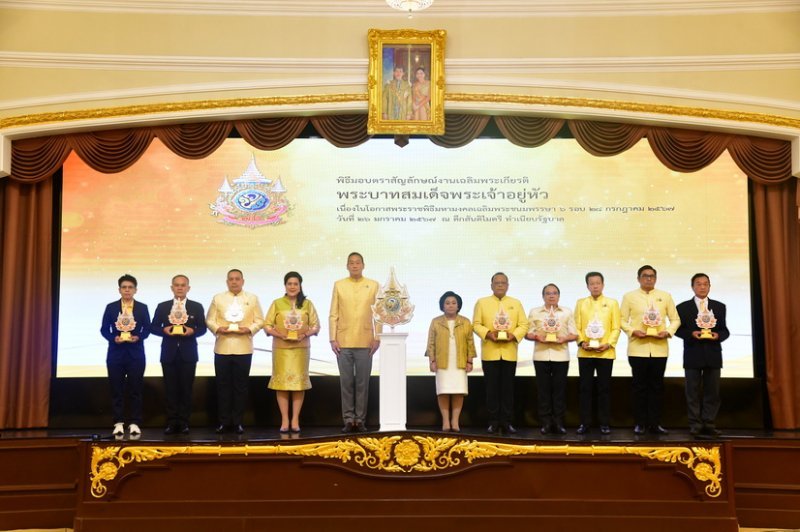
[377,331,407,432]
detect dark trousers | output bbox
[533,360,569,427]
[162,358,197,427]
[482,359,517,425]
[214,353,252,426]
[107,353,145,425]
[578,358,614,426]
[685,367,721,429]
[629,356,668,427]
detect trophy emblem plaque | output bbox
[283,305,304,340]
[642,302,662,337]
[695,303,717,339]
[493,304,511,341]
[224,297,245,332]
[115,311,136,342]
[541,306,561,343]
[168,300,188,335]
[372,267,415,331]
[585,314,605,349]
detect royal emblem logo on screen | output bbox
[209,156,291,228]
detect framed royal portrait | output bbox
[367,28,446,135]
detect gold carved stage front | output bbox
[75,432,738,531]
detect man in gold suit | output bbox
[620,265,680,436]
[473,272,529,434]
[329,252,382,433]
[206,269,264,434]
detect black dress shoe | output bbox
[576,424,589,435]
[215,424,226,434]
[689,426,702,435]
[600,425,611,435]
[503,424,518,434]
[487,424,498,434]
[702,426,722,436]
[540,426,550,435]
[180,425,190,434]
[235,424,245,434]
[341,421,355,433]
[633,425,646,435]
[164,425,177,435]
[650,425,669,435]
[354,423,368,433]
[555,425,567,435]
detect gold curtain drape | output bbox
[2,114,797,429]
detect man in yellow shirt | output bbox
[473,272,529,434]
[329,252,382,433]
[574,271,621,435]
[206,269,264,434]
[620,265,680,435]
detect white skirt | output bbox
[435,321,468,395]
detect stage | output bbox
[1,426,798,531]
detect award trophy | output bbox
[541,306,561,343]
[585,314,605,349]
[372,267,415,331]
[695,304,717,339]
[114,312,136,342]
[493,304,511,341]
[283,305,304,340]
[168,300,188,335]
[642,302,662,337]
[224,297,244,332]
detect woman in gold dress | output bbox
[411,67,431,121]
[263,271,320,433]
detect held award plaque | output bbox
[115,312,136,342]
[695,305,717,339]
[224,297,245,332]
[585,314,605,349]
[494,304,510,341]
[283,305,303,340]
[541,306,561,343]
[642,302,662,337]
[168,300,188,335]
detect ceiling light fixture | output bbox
[385,0,434,18]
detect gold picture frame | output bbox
[367,28,446,135]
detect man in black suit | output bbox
[675,273,730,436]
[150,274,207,434]
[100,274,151,437]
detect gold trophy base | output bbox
[496,331,508,341]
[645,327,659,337]
[286,330,298,340]
[545,333,557,343]
[699,328,713,339]
[588,339,600,349]
[119,332,132,342]
[171,325,185,335]
[228,323,239,332]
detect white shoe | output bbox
[128,423,141,435]
[113,422,125,436]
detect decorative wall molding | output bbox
[1,0,798,17]
[2,51,798,74]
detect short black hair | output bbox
[637,265,657,278]
[227,268,243,278]
[491,272,507,283]
[691,273,710,285]
[542,283,560,296]
[347,252,364,263]
[585,271,604,284]
[118,274,137,287]
[439,291,463,312]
